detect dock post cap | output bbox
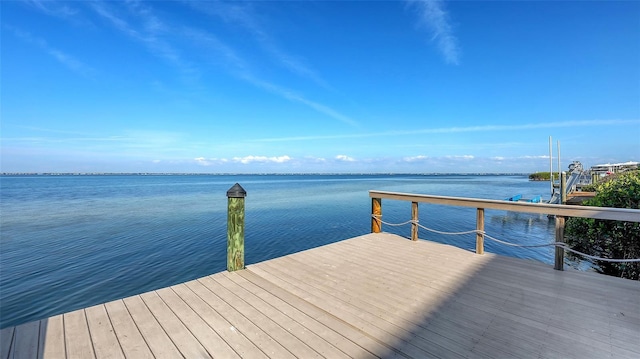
[227,183,247,198]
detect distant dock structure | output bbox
[590,161,639,176]
[547,160,639,205]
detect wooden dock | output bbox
[2,233,639,358]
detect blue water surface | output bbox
[0,174,554,328]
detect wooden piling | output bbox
[554,215,565,271]
[476,208,485,254]
[227,183,246,272]
[371,197,382,233]
[411,202,418,241]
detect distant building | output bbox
[589,161,639,175]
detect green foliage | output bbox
[528,172,559,181]
[565,171,640,280]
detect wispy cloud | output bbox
[1,127,189,158]
[185,0,329,88]
[252,119,640,142]
[406,0,461,65]
[22,0,78,18]
[182,28,249,73]
[244,77,358,126]
[5,25,95,77]
[184,27,357,126]
[181,1,355,126]
[89,1,199,80]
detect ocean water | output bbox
[0,174,555,328]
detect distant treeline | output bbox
[529,172,560,181]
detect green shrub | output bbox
[564,170,640,280]
[528,172,559,181]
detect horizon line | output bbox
[0,172,537,176]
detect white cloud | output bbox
[336,155,355,162]
[407,0,461,65]
[194,158,212,166]
[445,155,474,160]
[403,155,429,162]
[522,155,550,159]
[194,157,230,166]
[232,155,292,164]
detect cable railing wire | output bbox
[371,215,640,263]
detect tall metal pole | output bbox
[557,140,561,178]
[549,136,553,197]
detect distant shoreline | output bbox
[1,172,530,177]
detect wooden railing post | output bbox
[227,183,246,272]
[411,202,418,241]
[371,197,382,233]
[554,215,565,270]
[476,208,485,254]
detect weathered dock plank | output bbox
[2,232,639,358]
[121,295,181,358]
[169,283,268,359]
[197,276,321,358]
[85,304,124,359]
[102,300,153,359]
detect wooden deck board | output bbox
[257,256,477,357]
[84,304,124,359]
[213,273,349,358]
[2,232,639,358]
[38,315,65,359]
[197,276,322,358]
[0,327,14,359]
[13,321,40,359]
[154,286,239,359]
[103,300,153,359]
[237,270,385,358]
[253,259,468,358]
[279,239,561,358]
[121,295,181,358]
[168,282,268,359]
[223,271,374,359]
[63,310,94,359]
[182,279,294,359]
[287,249,545,357]
[138,291,211,358]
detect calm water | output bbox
[0,174,555,328]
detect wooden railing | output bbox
[369,190,640,270]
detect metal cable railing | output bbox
[372,215,640,263]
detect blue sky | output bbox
[2,0,639,173]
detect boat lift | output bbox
[547,161,586,204]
